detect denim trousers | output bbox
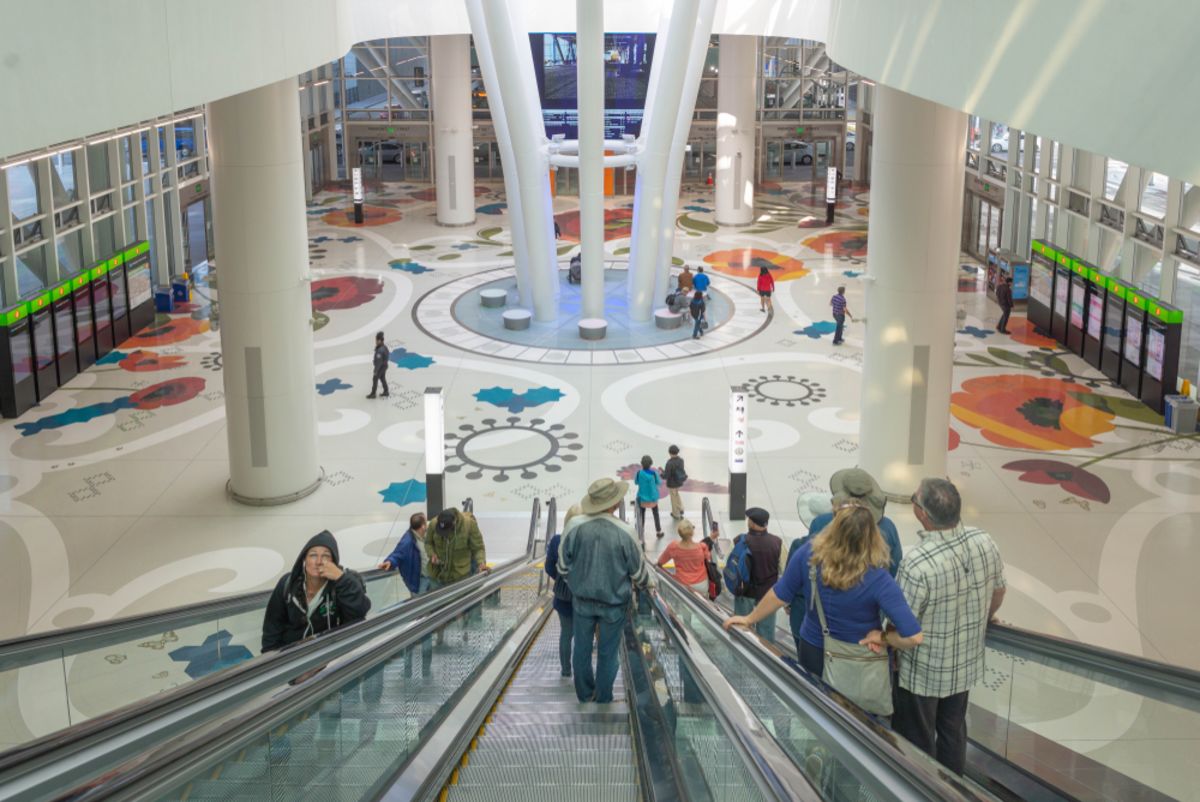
[734,595,777,643]
[572,606,624,703]
[556,608,574,675]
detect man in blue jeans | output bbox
[830,286,853,345]
[558,478,653,703]
[379,512,434,676]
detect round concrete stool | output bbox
[578,318,607,340]
[654,308,683,330]
[480,288,507,308]
[502,309,532,330]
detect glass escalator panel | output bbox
[154,567,543,801]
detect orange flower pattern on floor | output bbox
[951,374,1115,451]
[702,249,809,281]
[554,208,634,243]
[803,230,868,260]
[321,205,403,228]
[126,317,209,347]
[1005,317,1058,348]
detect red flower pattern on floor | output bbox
[951,374,1115,451]
[702,249,809,281]
[118,350,188,372]
[320,205,403,228]
[126,317,209,347]
[1005,317,1058,348]
[311,276,384,312]
[949,428,961,451]
[129,377,206,410]
[554,208,634,243]
[802,230,868,260]
[1003,459,1111,503]
[616,464,727,499]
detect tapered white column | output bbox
[860,86,966,491]
[208,79,321,504]
[715,35,756,226]
[576,0,605,319]
[431,35,475,227]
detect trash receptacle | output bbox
[154,290,174,313]
[1164,395,1199,434]
[171,279,190,304]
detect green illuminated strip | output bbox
[29,291,52,311]
[90,262,109,280]
[1070,258,1089,276]
[107,254,122,270]
[1148,304,1183,324]
[1126,292,1147,310]
[1088,269,1105,286]
[72,273,90,290]
[137,240,149,255]
[1,303,29,327]
[123,244,139,261]
[1109,281,1126,298]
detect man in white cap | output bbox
[558,478,653,704]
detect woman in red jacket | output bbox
[756,266,776,313]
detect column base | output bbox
[227,468,324,507]
[714,219,755,228]
[435,218,477,228]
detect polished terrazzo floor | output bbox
[2,178,1198,798]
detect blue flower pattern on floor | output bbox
[168,630,253,679]
[477,202,507,215]
[389,260,433,274]
[683,205,713,213]
[389,348,435,370]
[316,378,352,395]
[796,321,838,339]
[16,398,135,436]
[474,386,564,413]
[842,270,863,278]
[96,350,130,365]
[378,479,427,506]
[958,325,994,339]
[337,236,363,244]
[310,236,332,244]
[451,243,477,251]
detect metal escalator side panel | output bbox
[621,610,687,802]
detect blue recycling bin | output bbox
[1164,395,1198,434]
[171,278,190,304]
[154,289,174,313]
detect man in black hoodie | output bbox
[367,331,390,399]
[261,530,371,652]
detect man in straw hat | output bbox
[558,478,653,703]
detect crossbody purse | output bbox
[809,563,893,716]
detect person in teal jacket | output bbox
[635,455,664,540]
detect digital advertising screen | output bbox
[1103,295,1123,353]
[532,33,655,138]
[73,289,93,343]
[93,281,112,334]
[32,312,54,371]
[1087,293,1104,340]
[110,269,128,321]
[1069,281,1086,329]
[1029,261,1053,306]
[1123,311,1143,365]
[53,300,73,358]
[1054,270,1070,317]
[1145,327,1166,380]
[126,265,153,307]
[9,323,31,383]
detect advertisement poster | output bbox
[126,265,153,307]
[1087,294,1104,339]
[1029,262,1052,306]
[1103,297,1124,353]
[1054,272,1069,317]
[1011,263,1030,300]
[1124,314,1143,365]
[1069,282,1086,329]
[1145,328,1165,380]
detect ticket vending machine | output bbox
[51,281,78,386]
[1050,251,1073,345]
[90,260,115,360]
[0,302,36,418]
[122,241,155,335]
[27,291,58,401]
[1027,240,1056,333]
[1066,258,1090,355]
[1082,268,1106,369]
[1100,279,1126,384]
[1140,300,1183,415]
[72,273,96,370]
[106,254,132,345]
[1120,290,1148,398]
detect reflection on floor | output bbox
[2,179,1198,799]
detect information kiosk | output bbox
[107,253,132,345]
[1120,289,1148,398]
[123,241,155,335]
[0,302,36,418]
[27,291,58,400]
[1066,258,1090,355]
[1050,251,1073,344]
[1140,300,1183,414]
[51,281,78,385]
[90,260,115,359]
[72,273,96,370]
[1027,240,1056,333]
[1100,279,1126,384]
[1082,268,1106,369]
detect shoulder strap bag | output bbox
[809,563,893,716]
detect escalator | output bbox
[694,497,1200,802]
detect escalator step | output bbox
[445,785,639,801]
[453,764,638,786]
[480,721,631,738]
[473,734,634,751]
[487,711,631,726]
[464,747,634,768]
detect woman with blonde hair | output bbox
[724,504,922,714]
[656,519,711,593]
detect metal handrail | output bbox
[524,497,542,558]
[700,495,723,557]
[650,564,992,802]
[538,497,556,595]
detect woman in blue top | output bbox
[724,505,922,678]
[635,455,665,540]
[544,504,583,677]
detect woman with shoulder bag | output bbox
[723,504,921,716]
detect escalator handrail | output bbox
[57,554,541,802]
[0,497,475,669]
[986,621,1200,710]
[644,585,822,802]
[651,564,993,802]
[0,498,533,781]
[544,496,556,552]
[525,496,542,557]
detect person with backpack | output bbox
[689,291,707,339]
[722,507,782,640]
[757,266,776,313]
[635,455,665,540]
[662,445,687,520]
[544,504,583,677]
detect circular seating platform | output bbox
[654,308,683,329]
[502,309,532,330]
[579,318,607,340]
[480,288,507,308]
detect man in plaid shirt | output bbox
[891,478,1005,774]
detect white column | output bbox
[431,35,476,227]
[860,86,966,491]
[208,79,321,504]
[576,0,605,319]
[715,34,756,227]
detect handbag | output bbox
[809,564,893,716]
[705,559,722,600]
